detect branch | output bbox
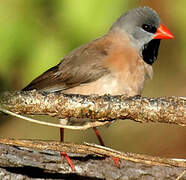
[0,138,185,180]
[0,91,186,129]
[0,91,186,179]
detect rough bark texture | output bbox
[0,138,186,180]
[0,91,186,179]
[0,90,186,127]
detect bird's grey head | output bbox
[110,7,161,65]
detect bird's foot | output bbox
[60,151,74,171]
[112,157,119,167]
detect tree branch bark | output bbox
[0,90,186,128]
[0,138,185,180]
[0,91,186,179]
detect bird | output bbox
[22,6,174,170]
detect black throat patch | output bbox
[142,39,161,65]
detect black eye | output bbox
[142,24,157,33]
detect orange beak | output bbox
[153,24,174,39]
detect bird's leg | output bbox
[60,128,74,170]
[92,127,119,167]
[92,127,105,146]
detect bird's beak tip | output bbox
[153,24,174,40]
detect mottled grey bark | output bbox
[0,139,185,180]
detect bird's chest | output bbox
[98,64,148,96]
[64,56,152,96]
[63,64,151,96]
[100,49,153,96]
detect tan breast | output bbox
[63,30,153,96]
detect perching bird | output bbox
[22,6,174,170]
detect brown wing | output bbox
[22,37,111,92]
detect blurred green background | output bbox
[0,0,185,158]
